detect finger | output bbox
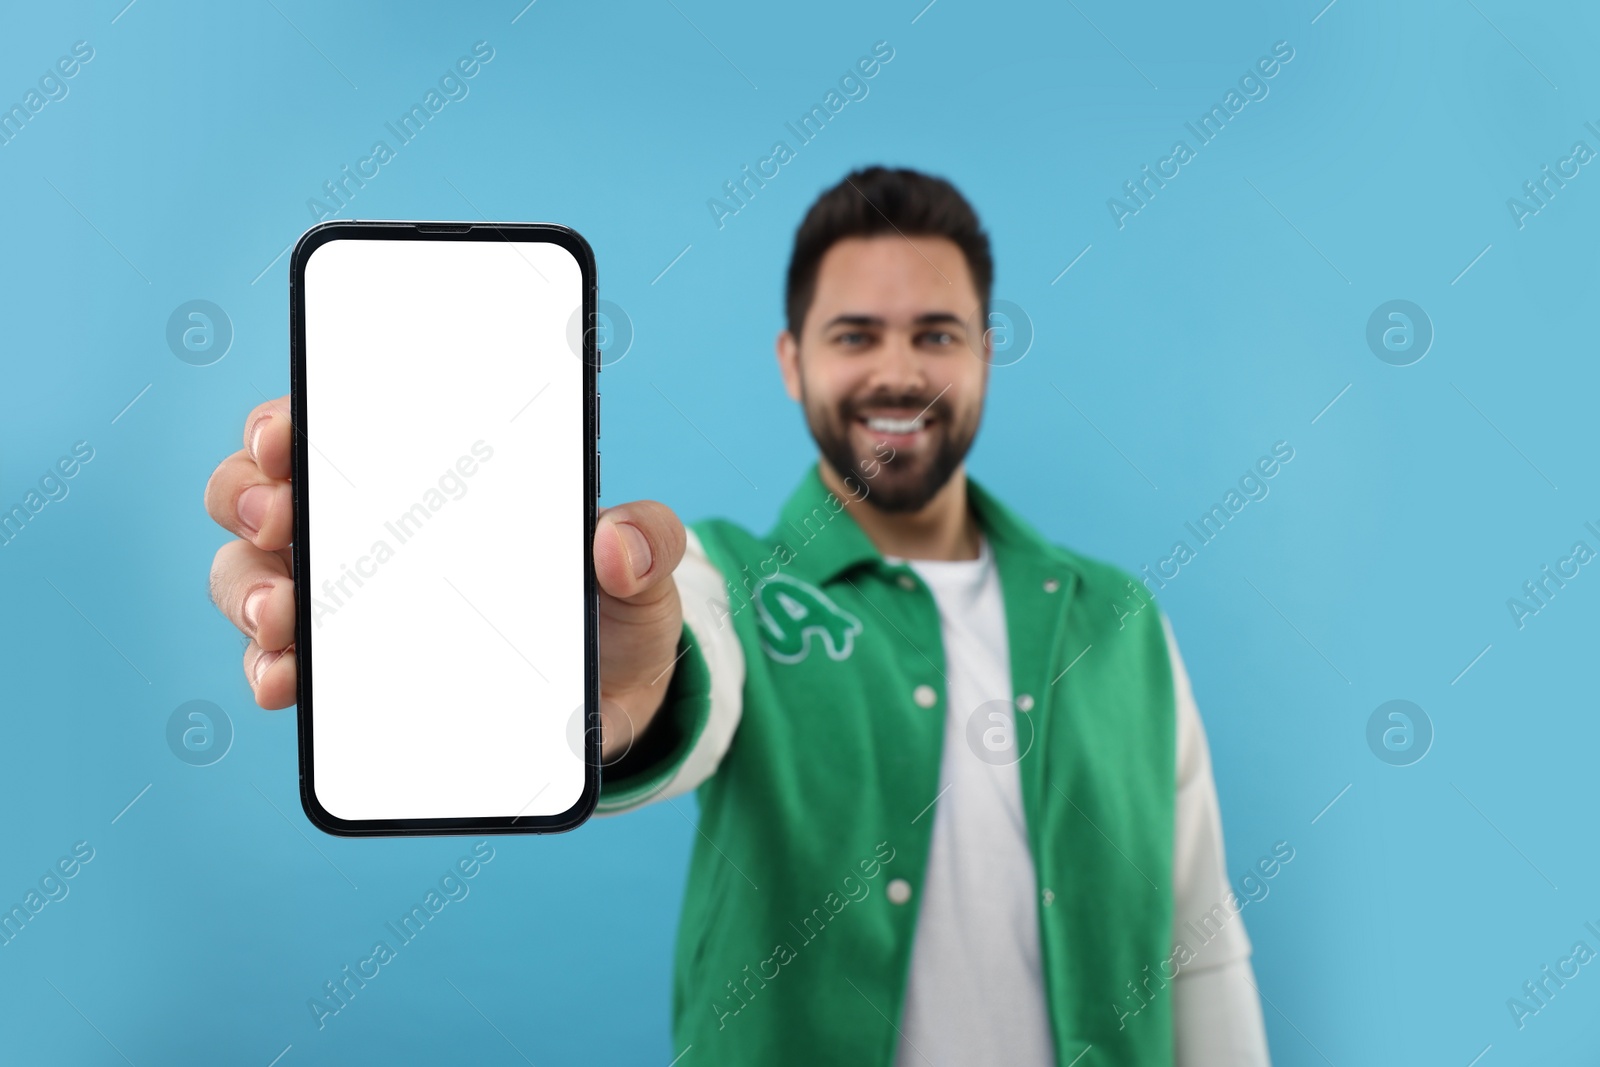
[210,539,297,652]
[593,499,686,604]
[597,694,639,766]
[204,450,294,550]
[244,640,297,709]
[245,395,294,481]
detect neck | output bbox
[819,459,982,561]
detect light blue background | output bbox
[2,0,1597,1063]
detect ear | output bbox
[984,330,995,392]
[776,328,802,402]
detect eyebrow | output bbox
[822,312,967,331]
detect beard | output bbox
[802,383,980,514]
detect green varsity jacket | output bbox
[598,461,1177,1065]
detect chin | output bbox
[812,415,969,511]
[858,463,941,511]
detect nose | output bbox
[863,329,928,400]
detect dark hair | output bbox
[784,165,993,339]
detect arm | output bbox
[595,526,746,815]
[1163,615,1273,1067]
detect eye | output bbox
[833,330,871,347]
[919,330,957,347]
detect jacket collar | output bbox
[766,459,1088,880]
[766,459,1082,589]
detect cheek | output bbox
[807,362,866,415]
[942,369,987,424]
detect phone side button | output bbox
[596,452,601,498]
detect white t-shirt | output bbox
[887,532,1055,1064]
[603,527,1273,1064]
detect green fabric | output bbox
[599,461,1177,1065]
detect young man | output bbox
[206,166,1270,1064]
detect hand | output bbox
[204,395,688,763]
[590,500,688,762]
[205,395,297,708]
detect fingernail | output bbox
[243,584,270,633]
[253,649,282,686]
[617,522,652,579]
[238,485,269,535]
[249,413,272,462]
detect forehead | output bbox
[807,234,979,328]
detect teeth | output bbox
[865,415,925,434]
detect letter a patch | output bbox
[753,574,863,663]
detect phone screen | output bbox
[290,223,597,835]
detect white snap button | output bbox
[1043,578,1060,593]
[1016,693,1035,713]
[886,878,912,904]
[897,573,917,591]
[913,684,937,708]
[1041,887,1055,907]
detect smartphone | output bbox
[288,220,599,836]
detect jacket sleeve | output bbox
[1164,613,1273,1065]
[592,525,746,816]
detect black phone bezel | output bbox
[288,219,600,837]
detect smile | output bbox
[862,414,927,434]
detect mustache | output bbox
[842,392,944,419]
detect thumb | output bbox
[594,500,686,603]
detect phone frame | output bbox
[288,219,600,837]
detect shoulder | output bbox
[1051,541,1145,600]
[1045,541,1165,642]
[686,515,764,557]
[972,475,1159,622]
[684,515,790,583]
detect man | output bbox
[206,165,1271,1064]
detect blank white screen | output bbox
[303,237,585,822]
